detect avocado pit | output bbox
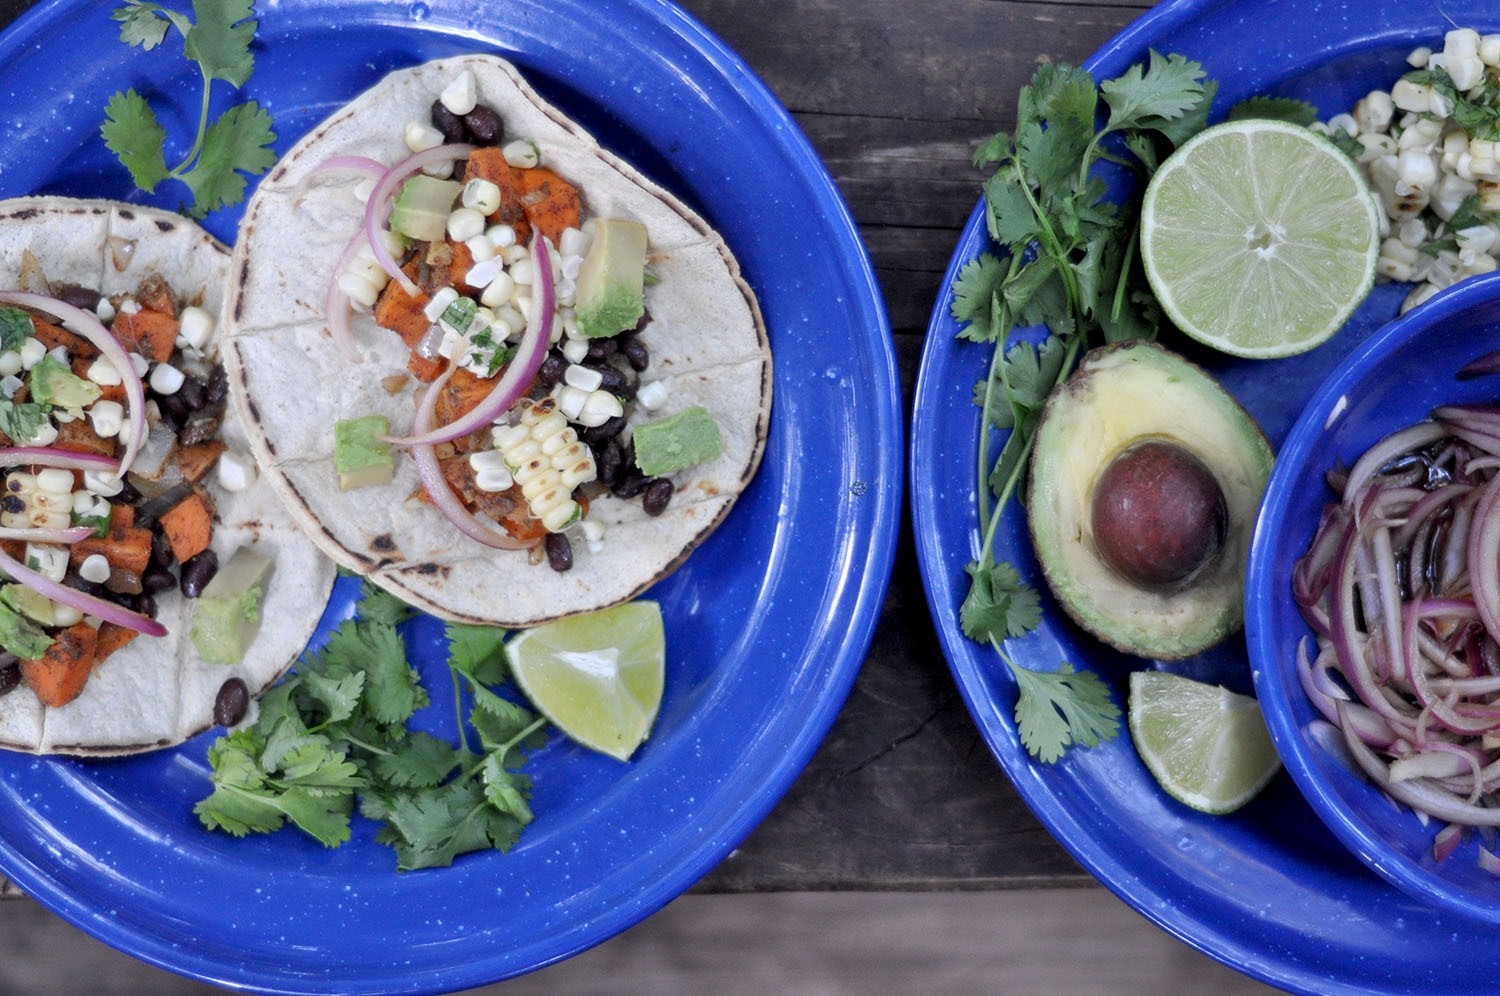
[1091,438,1228,589]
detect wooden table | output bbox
[0,0,1155,898]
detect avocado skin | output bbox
[1025,341,1273,661]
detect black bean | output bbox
[178,410,222,447]
[430,99,466,143]
[536,353,568,388]
[594,365,630,395]
[156,391,187,429]
[580,415,627,446]
[463,104,504,145]
[621,337,649,372]
[67,575,105,599]
[0,659,19,698]
[150,528,173,567]
[642,478,674,517]
[585,339,619,362]
[595,438,623,486]
[213,677,249,727]
[179,549,219,598]
[544,532,573,572]
[128,592,158,619]
[114,478,142,505]
[53,284,102,314]
[204,363,229,405]
[177,375,207,412]
[0,496,23,515]
[612,472,651,500]
[141,565,176,594]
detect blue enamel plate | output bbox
[0,1,898,992]
[913,0,1500,993]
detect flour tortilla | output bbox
[0,197,337,756]
[224,54,771,628]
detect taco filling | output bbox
[225,55,771,628]
[0,198,335,756]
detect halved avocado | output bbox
[1026,341,1273,660]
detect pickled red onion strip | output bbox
[364,142,476,296]
[0,543,165,637]
[0,447,118,472]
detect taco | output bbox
[0,197,336,756]
[223,54,771,628]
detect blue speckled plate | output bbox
[913,1,1500,993]
[0,2,898,993]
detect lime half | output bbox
[508,600,665,761]
[1128,670,1281,815]
[1140,118,1379,359]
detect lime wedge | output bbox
[1140,119,1379,359]
[507,601,665,761]
[1128,670,1280,815]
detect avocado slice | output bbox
[334,414,395,491]
[1026,341,1273,660]
[29,354,100,410]
[389,175,463,243]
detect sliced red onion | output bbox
[408,365,532,551]
[364,142,476,296]
[1459,348,1500,380]
[293,155,387,205]
[0,543,165,637]
[384,233,555,448]
[0,525,93,544]
[323,227,369,364]
[0,447,118,472]
[0,291,148,478]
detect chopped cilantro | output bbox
[0,309,32,353]
[0,399,51,444]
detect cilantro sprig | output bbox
[195,583,549,870]
[100,0,276,218]
[950,52,1215,763]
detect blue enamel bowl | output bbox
[1248,271,1500,926]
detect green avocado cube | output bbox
[335,414,395,491]
[388,175,463,243]
[190,546,274,665]
[632,406,722,477]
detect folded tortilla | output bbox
[0,197,337,756]
[223,55,771,628]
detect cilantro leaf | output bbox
[177,100,277,218]
[198,593,543,870]
[960,561,1042,643]
[100,90,172,193]
[357,579,416,627]
[1227,95,1320,127]
[446,622,510,686]
[111,1,184,48]
[1100,50,1208,133]
[950,254,1006,342]
[183,0,257,87]
[1008,661,1121,764]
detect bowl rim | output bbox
[1248,268,1500,925]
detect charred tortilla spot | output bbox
[10,208,38,221]
[372,533,397,552]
